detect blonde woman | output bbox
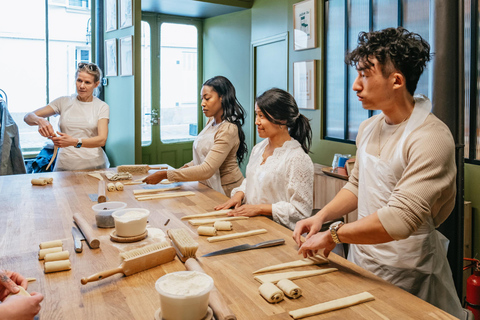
[24,62,109,171]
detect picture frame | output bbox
[105,0,117,32]
[119,35,133,76]
[104,38,117,77]
[119,0,133,29]
[293,0,317,51]
[293,60,317,109]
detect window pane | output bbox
[325,0,346,139]
[373,0,398,31]
[141,21,152,146]
[347,0,370,140]
[403,0,431,97]
[160,23,198,143]
[0,1,46,152]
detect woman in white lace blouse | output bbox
[215,88,314,230]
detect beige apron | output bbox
[348,95,464,319]
[192,119,225,195]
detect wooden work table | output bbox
[0,169,457,319]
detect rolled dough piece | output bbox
[115,182,124,191]
[39,239,63,249]
[259,282,284,303]
[189,216,248,226]
[39,177,53,184]
[107,182,116,192]
[254,268,338,284]
[289,292,375,319]
[26,278,36,282]
[277,279,302,299]
[7,286,30,299]
[38,247,63,260]
[44,260,71,273]
[213,221,232,231]
[31,178,47,186]
[197,226,217,236]
[253,255,329,274]
[181,209,232,220]
[207,229,267,243]
[44,250,70,262]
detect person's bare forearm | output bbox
[316,188,358,224]
[336,212,394,244]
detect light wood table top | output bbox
[0,169,457,319]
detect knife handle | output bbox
[81,266,124,285]
[253,239,285,249]
[74,237,83,253]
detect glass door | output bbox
[141,14,203,167]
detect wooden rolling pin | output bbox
[185,258,236,320]
[73,213,100,249]
[97,180,106,203]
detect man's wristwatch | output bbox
[329,221,345,244]
[75,138,82,148]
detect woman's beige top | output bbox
[167,121,244,197]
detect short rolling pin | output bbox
[97,180,106,203]
[185,258,236,320]
[73,213,100,249]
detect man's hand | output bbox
[297,231,337,258]
[292,215,324,248]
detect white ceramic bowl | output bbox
[155,271,214,320]
[92,201,127,228]
[112,208,150,237]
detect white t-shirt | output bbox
[231,138,314,230]
[49,95,110,171]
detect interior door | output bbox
[141,13,203,168]
[251,33,288,145]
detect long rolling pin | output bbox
[73,213,100,249]
[185,258,236,320]
[97,180,106,203]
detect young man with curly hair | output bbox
[293,27,464,318]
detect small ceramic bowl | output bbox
[111,208,150,237]
[92,201,127,228]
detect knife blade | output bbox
[202,238,285,257]
[72,225,85,253]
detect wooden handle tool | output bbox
[97,180,106,203]
[73,213,100,249]
[185,258,237,320]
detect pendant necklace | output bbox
[377,116,409,157]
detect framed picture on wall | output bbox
[105,0,117,32]
[119,0,133,29]
[293,0,317,51]
[293,60,317,109]
[119,35,133,76]
[104,38,117,77]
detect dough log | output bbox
[107,182,116,192]
[7,286,30,298]
[38,247,63,260]
[277,279,302,299]
[31,179,47,186]
[44,260,72,273]
[197,226,217,236]
[39,239,63,249]
[115,182,124,191]
[44,250,70,262]
[213,221,232,231]
[38,177,53,184]
[288,292,375,319]
[259,282,284,303]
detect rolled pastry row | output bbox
[277,279,302,299]
[197,226,217,236]
[107,182,116,192]
[213,221,232,231]
[115,182,124,191]
[38,247,63,260]
[31,178,48,186]
[44,250,70,262]
[39,177,53,184]
[39,239,63,249]
[259,282,284,303]
[44,260,71,273]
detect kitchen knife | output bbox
[72,226,85,253]
[202,238,285,257]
